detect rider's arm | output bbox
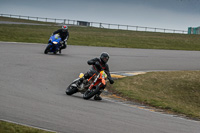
[87,58,98,65]
[63,31,69,41]
[105,64,114,84]
[53,29,61,35]
[87,58,103,71]
[66,31,69,40]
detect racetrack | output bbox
[0,42,200,133]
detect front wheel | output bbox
[66,84,78,95]
[83,86,100,100]
[44,45,52,54]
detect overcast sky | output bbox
[0,0,200,30]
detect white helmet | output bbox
[62,25,68,30]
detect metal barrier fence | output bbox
[0,13,187,34]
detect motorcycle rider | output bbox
[77,52,114,100]
[52,25,69,53]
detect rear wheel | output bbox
[66,84,78,95]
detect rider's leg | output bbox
[94,85,106,100]
[59,42,67,53]
[60,44,66,49]
[76,71,92,86]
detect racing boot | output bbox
[94,90,103,100]
[94,94,102,100]
[76,77,84,87]
[94,85,106,100]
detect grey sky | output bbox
[0,0,200,30]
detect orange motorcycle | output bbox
[66,70,107,100]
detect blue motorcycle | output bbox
[44,34,62,54]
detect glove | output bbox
[109,79,114,84]
[60,41,64,44]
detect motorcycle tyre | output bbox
[66,84,78,95]
[44,45,52,54]
[83,86,100,100]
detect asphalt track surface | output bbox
[0,42,200,133]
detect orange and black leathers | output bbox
[86,58,114,84]
[76,57,114,98]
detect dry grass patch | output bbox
[107,71,200,119]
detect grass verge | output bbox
[0,16,56,25]
[1,17,200,51]
[107,71,200,120]
[0,120,54,133]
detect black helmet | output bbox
[100,52,109,64]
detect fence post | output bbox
[136,26,138,31]
[46,18,47,22]
[127,25,128,30]
[118,25,119,29]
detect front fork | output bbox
[88,81,104,91]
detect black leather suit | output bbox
[86,58,113,82]
[53,29,69,49]
[79,57,114,89]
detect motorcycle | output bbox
[66,70,107,100]
[44,34,62,54]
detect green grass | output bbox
[0,16,56,25]
[0,120,54,133]
[0,24,55,43]
[69,26,200,50]
[1,16,200,50]
[107,71,200,119]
